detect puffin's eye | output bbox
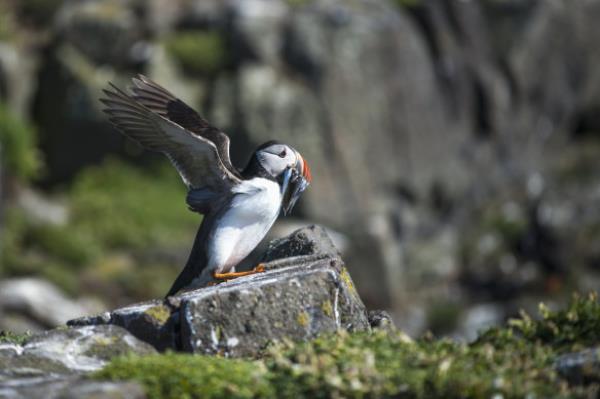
[278,149,287,158]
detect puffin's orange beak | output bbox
[298,154,312,183]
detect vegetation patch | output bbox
[95,293,600,398]
[164,31,228,76]
[0,330,31,346]
[1,158,199,301]
[95,353,272,399]
[0,102,41,180]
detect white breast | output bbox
[207,178,282,273]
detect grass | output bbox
[0,330,31,346]
[0,102,41,181]
[95,293,600,398]
[164,31,228,76]
[0,158,199,301]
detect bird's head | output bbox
[255,141,312,215]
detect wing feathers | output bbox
[126,75,239,177]
[101,79,241,191]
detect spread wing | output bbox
[128,75,240,177]
[101,82,241,191]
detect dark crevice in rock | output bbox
[403,5,440,64]
[402,3,462,119]
[429,180,454,220]
[472,77,492,138]
[571,107,600,139]
[440,0,466,45]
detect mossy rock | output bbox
[95,292,600,398]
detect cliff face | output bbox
[2,0,600,335]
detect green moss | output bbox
[0,330,31,345]
[95,353,273,399]
[96,293,600,398]
[0,102,41,180]
[504,292,600,350]
[164,31,227,76]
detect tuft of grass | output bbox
[95,293,600,398]
[0,102,41,180]
[0,330,31,346]
[164,31,227,76]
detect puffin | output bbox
[100,75,312,297]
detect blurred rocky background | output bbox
[1,0,600,339]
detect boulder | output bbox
[0,278,105,332]
[69,225,370,356]
[262,223,340,262]
[179,256,368,357]
[68,301,178,352]
[0,325,154,399]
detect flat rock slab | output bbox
[69,226,370,356]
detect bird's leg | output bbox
[212,264,266,280]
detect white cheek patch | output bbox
[259,153,288,177]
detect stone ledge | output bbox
[68,226,370,357]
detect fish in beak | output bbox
[280,152,311,215]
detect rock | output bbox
[55,0,149,68]
[14,187,69,226]
[0,278,105,332]
[69,226,370,356]
[180,256,368,356]
[70,301,178,352]
[267,220,349,255]
[262,224,340,262]
[0,378,145,399]
[0,325,154,398]
[367,310,396,332]
[0,325,156,382]
[555,347,600,385]
[459,303,505,342]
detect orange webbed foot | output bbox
[212,264,267,280]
